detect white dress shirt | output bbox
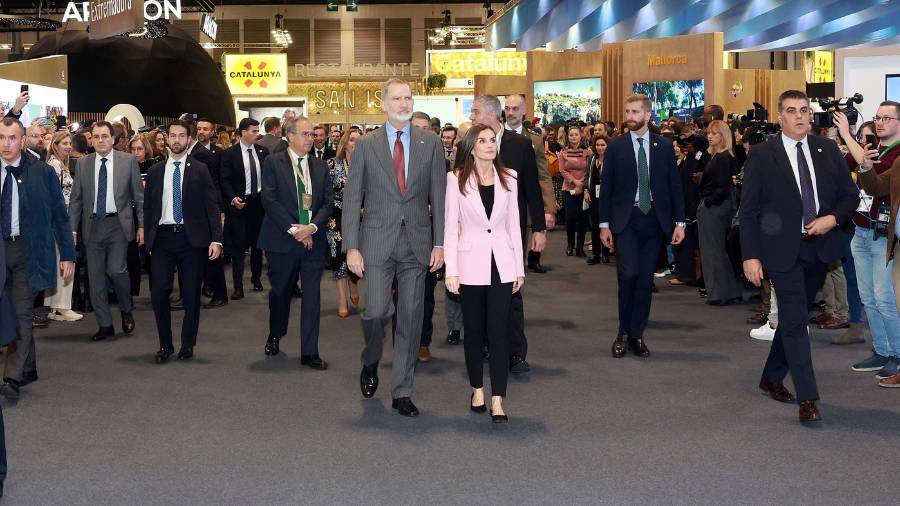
[93,151,117,213]
[160,155,187,225]
[780,133,820,232]
[240,141,261,195]
[1,157,21,237]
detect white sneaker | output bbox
[654,267,673,278]
[49,309,83,322]
[750,323,776,341]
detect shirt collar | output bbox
[239,141,254,151]
[630,130,651,144]
[782,133,808,149]
[505,123,523,135]
[2,156,21,170]
[96,150,113,162]
[288,148,308,164]
[385,121,410,140]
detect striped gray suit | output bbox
[342,124,447,398]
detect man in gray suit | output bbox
[69,121,144,341]
[258,117,288,154]
[343,78,447,417]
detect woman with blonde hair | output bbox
[327,128,362,317]
[44,131,83,321]
[696,119,742,305]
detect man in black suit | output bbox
[470,95,547,373]
[311,125,336,161]
[258,116,333,370]
[220,118,269,298]
[740,90,859,423]
[599,94,685,359]
[143,120,223,364]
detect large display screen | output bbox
[632,79,704,123]
[533,78,601,125]
[887,74,900,102]
[0,78,67,127]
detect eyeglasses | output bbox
[873,116,899,123]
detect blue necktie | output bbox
[96,157,108,216]
[1,168,12,239]
[795,142,817,226]
[173,161,183,224]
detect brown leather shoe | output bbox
[809,313,830,325]
[668,278,687,286]
[759,378,796,403]
[878,372,900,388]
[819,316,850,330]
[418,346,432,362]
[799,400,822,422]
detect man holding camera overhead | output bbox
[839,100,900,386]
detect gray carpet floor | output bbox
[3,235,900,505]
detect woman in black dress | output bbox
[327,128,362,317]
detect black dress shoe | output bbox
[600,254,610,264]
[586,256,602,265]
[1,377,21,396]
[446,330,461,345]
[527,262,548,273]
[300,355,328,370]
[627,338,650,358]
[566,247,574,256]
[32,314,50,328]
[264,336,281,356]
[490,409,509,424]
[203,298,228,309]
[293,285,303,298]
[177,347,194,360]
[510,355,530,373]
[611,335,627,358]
[91,326,115,342]
[230,289,244,300]
[252,280,264,292]
[470,393,487,413]
[360,365,378,398]
[392,397,419,417]
[575,248,587,257]
[155,346,175,364]
[121,311,135,335]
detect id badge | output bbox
[857,189,873,213]
[595,186,601,199]
[302,193,313,210]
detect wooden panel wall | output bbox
[723,69,758,115]
[473,75,529,99]
[602,43,623,125]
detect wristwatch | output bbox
[675,222,686,228]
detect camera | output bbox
[741,103,780,145]
[813,93,863,129]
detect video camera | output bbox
[813,93,863,129]
[741,103,781,145]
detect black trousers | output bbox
[267,250,324,356]
[588,200,610,259]
[764,240,826,402]
[203,257,228,299]
[226,195,264,290]
[150,229,206,349]
[563,192,588,250]
[673,221,698,282]
[0,404,5,481]
[614,206,664,338]
[460,257,512,397]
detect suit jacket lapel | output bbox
[85,152,97,212]
[808,137,829,211]
[373,128,401,196]
[407,128,426,198]
[774,139,802,202]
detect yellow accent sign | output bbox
[225,53,288,95]
[813,50,833,83]
[647,54,688,66]
[428,51,527,79]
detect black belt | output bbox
[93,212,118,218]
[2,235,20,242]
[158,224,185,232]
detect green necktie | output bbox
[637,138,650,214]
[296,157,309,225]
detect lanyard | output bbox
[877,139,900,161]
[291,156,308,218]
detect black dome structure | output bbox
[25,22,235,126]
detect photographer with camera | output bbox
[839,100,900,386]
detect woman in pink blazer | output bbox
[444,124,525,424]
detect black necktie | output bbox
[96,157,108,216]
[795,141,817,226]
[1,167,12,239]
[248,148,259,197]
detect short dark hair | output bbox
[111,121,128,143]
[0,116,24,135]
[197,117,216,127]
[263,116,281,133]
[238,118,260,133]
[879,100,900,117]
[313,124,326,134]
[777,90,809,112]
[167,119,192,136]
[705,104,725,120]
[411,111,431,122]
[92,120,114,136]
[441,125,458,136]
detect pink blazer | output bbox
[444,169,525,285]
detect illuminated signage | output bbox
[813,50,833,83]
[63,0,182,23]
[294,63,421,78]
[201,13,217,40]
[647,54,689,66]
[428,50,527,80]
[225,54,288,95]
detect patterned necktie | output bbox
[796,141,817,226]
[637,138,651,214]
[173,161,183,224]
[1,168,12,239]
[96,157,108,216]
[248,148,259,197]
[393,131,406,194]
[296,157,309,225]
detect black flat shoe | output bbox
[627,338,650,358]
[510,355,530,373]
[203,298,228,309]
[586,256,602,265]
[264,336,281,356]
[611,335,627,358]
[575,248,587,257]
[470,393,487,413]
[360,365,378,398]
[230,289,244,300]
[121,311,135,335]
[252,280,264,292]
[490,409,508,424]
[177,347,194,360]
[155,346,175,364]
[527,262,547,273]
[566,248,574,256]
[392,397,419,417]
[446,330,461,345]
[301,355,328,370]
[91,326,115,342]
[1,377,21,396]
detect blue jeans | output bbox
[842,229,863,322]
[851,227,900,358]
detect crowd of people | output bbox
[0,80,899,475]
